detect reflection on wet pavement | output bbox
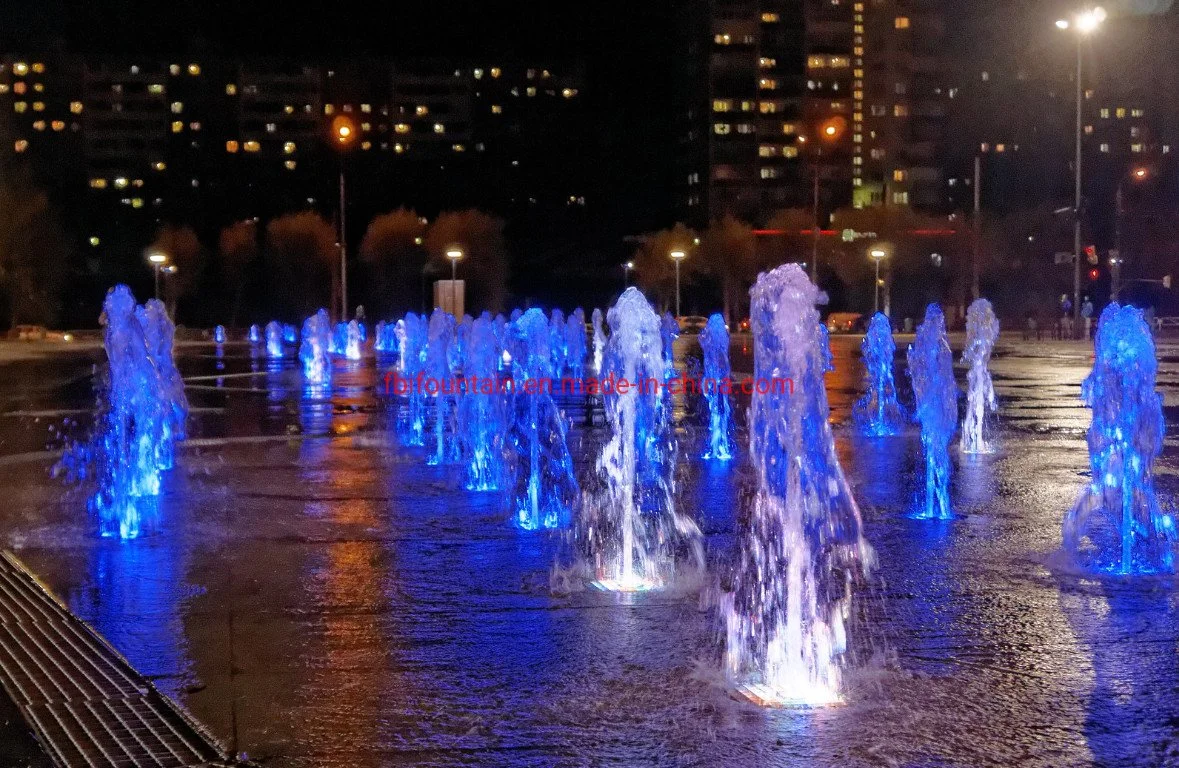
[1,335,1179,766]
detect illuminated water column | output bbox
[266,321,284,358]
[425,309,456,466]
[853,313,906,436]
[960,299,999,454]
[699,313,734,460]
[721,264,870,707]
[1064,303,1177,573]
[907,304,957,519]
[459,316,508,491]
[300,309,333,387]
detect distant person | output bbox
[1023,310,1040,341]
[1060,295,1074,340]
[1081,297,1094,339]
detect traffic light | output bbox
[1088,268,1100,281]
[1084,245,1098,265]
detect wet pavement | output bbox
[1,335,1179,767]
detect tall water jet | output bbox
[907,304,957,519]
[283,323,297,344]
[344,319,362,361]
[960,298,999,454]
[213,325,226,344]
[566,308,587,380]
[425,309,457,465]
[853,313,906,436]
[591,308,606,374]
[661,312,679,378]
[265,321,284,358]
[300,309,333,387]
[549,308,568,376]
[459,316,508,490]
[135,299,188,471]
[399,312,428,445]
[700,313,734,460]
[507,308,578,529]
[1064,303,1177,573]
[720,264,871,707]
[248,324,261,344]
[580,288,702,591]
[62,286,181,539]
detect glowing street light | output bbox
[147,252,168,300]
[446,247,464,316]
[1056,7,1105,336]
[623,260,634,288]
[869,248,888,315]
[330,114,358,321]
[670,249,687,317]
[1113,165,1151,301]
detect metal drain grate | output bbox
[0,551,231,767]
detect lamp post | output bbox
[148,252,167,300]
[446,247,464,316]
[331,115,357,321]
[670,250,686,317]
[623,260,634,288]
[1112,166,1149,302]
[1057,7,1105,337]
[870,248,888,315]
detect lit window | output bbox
[1116,107,1126,118]
[893,192,909,204]
[433,122,445,134]
[284,160,296,170]
[13,139,28,153]
[761,12,779,22]
[171,101,183,113]
[758,145,778,157]
[149,84,164,94]
[783,146,799,158]
[226,140,239,153]
[871,148,885,159]
[781,123,796,135]
[131,198,144,208]
[0,84,8,94]
[895,16,910,28]
[760,167,780,179]
[171,121,183,133]
[361,104,371,113]
[491,105,503,114]
[893,169,906,182]
[13,63,27,76]
[244,141,260,152]
[32,120,44,131]
[31,62,45,74]
[1131,143,1144,153]
[996,144,1005,152]
[114,177,129,189]
[760,57,777,69]
[343,104,352,113]
[1100,143,1110,153]
[70,101,83,114]
[714,33,732,44]
[1130,126,1141,138]
[893,105,909,117]
[32,83,43,92]
[562,88,577,98]
[90,236,100,246]
[325,104,335,115]
[226,84,237,95]
[284,104,295,114]
[13,102,26,113]
[416,105,429,116]
[526,86,536,97]
[284,141,296,154]
[452,143,465,152]
[759,102,778,114]
[474,68,484,79]
[395,123,410,133]
[807,55,826,69]
[1132,108,1145,117]
[1084,125,1094,135]
[188,64,201,76]
[89,178,107,189]
[51,120,64,131]
[736,123,754,134]
[361,141,371,150]
[714,123,731,135]
[361,122,371,131]
[265,123,276,133]
[759,78,777,90]
[394,143,405,153]
[740,100,754,111]
[32,101,44,111]
[712,99,732,112]
[490,67,501,78]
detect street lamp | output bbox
[670,249,687,317]
[147,252,167,300]
[869,248,888,315]
[806,118,845,284]
[446,247,464,316]
[330,114,357,321]
[1056,6,1105,336]
[623,260,634,288]
[1113,166,1150,301]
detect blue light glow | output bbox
[700,313,734,460]
[907,303,957,520]
[853,312,906,436]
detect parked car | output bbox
[677,315,709,335]
[825,312,864,333]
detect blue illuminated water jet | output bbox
[907,303,957,519]
[720,264,871,707]
[566,308,587,380]
[265,321,284,358]
[343,320,362,361]
[853,312,906,436]
[459,315,508,491]
[1064,303,1177,574]
[699,313,734,460]
[61,286,187,539]
[425,309,457,465]
[591,307,605,374]
[248,324,260,344]
[507,308,578,530]
[213,325,226,344]
[398,312,428,445]
[549,308,568,376]
[960,298,999,454]
[283,323,297,344]
[580,288,702,591]
[300,309,333,387]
